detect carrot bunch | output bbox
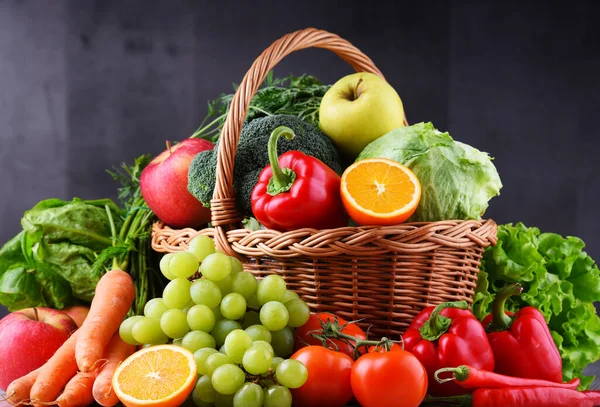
[4,269,136,407]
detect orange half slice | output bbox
[341,158,421,226]
[112,344,197,407]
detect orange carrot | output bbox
[4,367,41,406]
[92,333,136,406]
[62,305,90,328]
[54,371,97,407]
[75,269,135,372]
[30,331,79,404]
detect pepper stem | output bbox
[419,301,469,341]
[488,283,523,331]
[434,365,470,383]
[266,126,297,196]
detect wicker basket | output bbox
[151,28,498,338]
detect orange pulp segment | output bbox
[112,344,197,407]
[341,158,421,226]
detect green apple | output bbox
[319,72,406,159]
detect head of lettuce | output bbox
[356,122,502,222]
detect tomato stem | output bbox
[325,322,402,359]
[307,316,405,360]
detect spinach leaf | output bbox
[32,239,100,302]
[21,198,121,251]
[0,231,74,310]
[0,198,123,311]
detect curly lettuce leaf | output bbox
[473,222,600,389]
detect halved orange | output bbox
[112,344,197,407]
[340,158,421,226]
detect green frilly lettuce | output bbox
[473,222,600,389]
[356,122,502,222]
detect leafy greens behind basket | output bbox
[190,71,330,142]
[473,222,600,389]
[0,156,164,315]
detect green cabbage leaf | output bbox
[356,122,502,222]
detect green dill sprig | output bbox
[190,71,330,142]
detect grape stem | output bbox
[245,367,280,388]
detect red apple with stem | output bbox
[0,307,78,391]
[140,138,214,229]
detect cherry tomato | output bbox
[351,350,428,407]
[290,346,354,407]
[294,312,367,358]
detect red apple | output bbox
[0,307,78,391]
[140,138,214,229]
[62,305,90,328]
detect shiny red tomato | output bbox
[294,312,367,358]
[290,346,355,407]
[351,350,428,407]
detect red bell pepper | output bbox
[250,126,348,231]
[403,301,495,397]
[481,283,563,383]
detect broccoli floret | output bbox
[187,115,342,217]
[187,149,217,209]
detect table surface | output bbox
[1,364,598,407]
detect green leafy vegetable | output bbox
[190,72,330,142]
[0,198,123,311]
[473,222,600,389]
[101,154,164,315]
[0,156,164,316]
[356,122,503,222]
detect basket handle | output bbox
[210,28,386,254]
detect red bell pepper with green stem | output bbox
[250,126,349,231]
[481,283,563,383]
[402,301,495,397]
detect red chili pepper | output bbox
[434,364,580,390]
[402,301,495,397]
[481,283,563,383]
[250,126,349,231]
[470,387,600,407]
[426,388,600,407]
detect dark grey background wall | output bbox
[0,0,598,315]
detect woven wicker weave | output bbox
[151,28,498,337]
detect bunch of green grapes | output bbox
[119,235,310,407]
